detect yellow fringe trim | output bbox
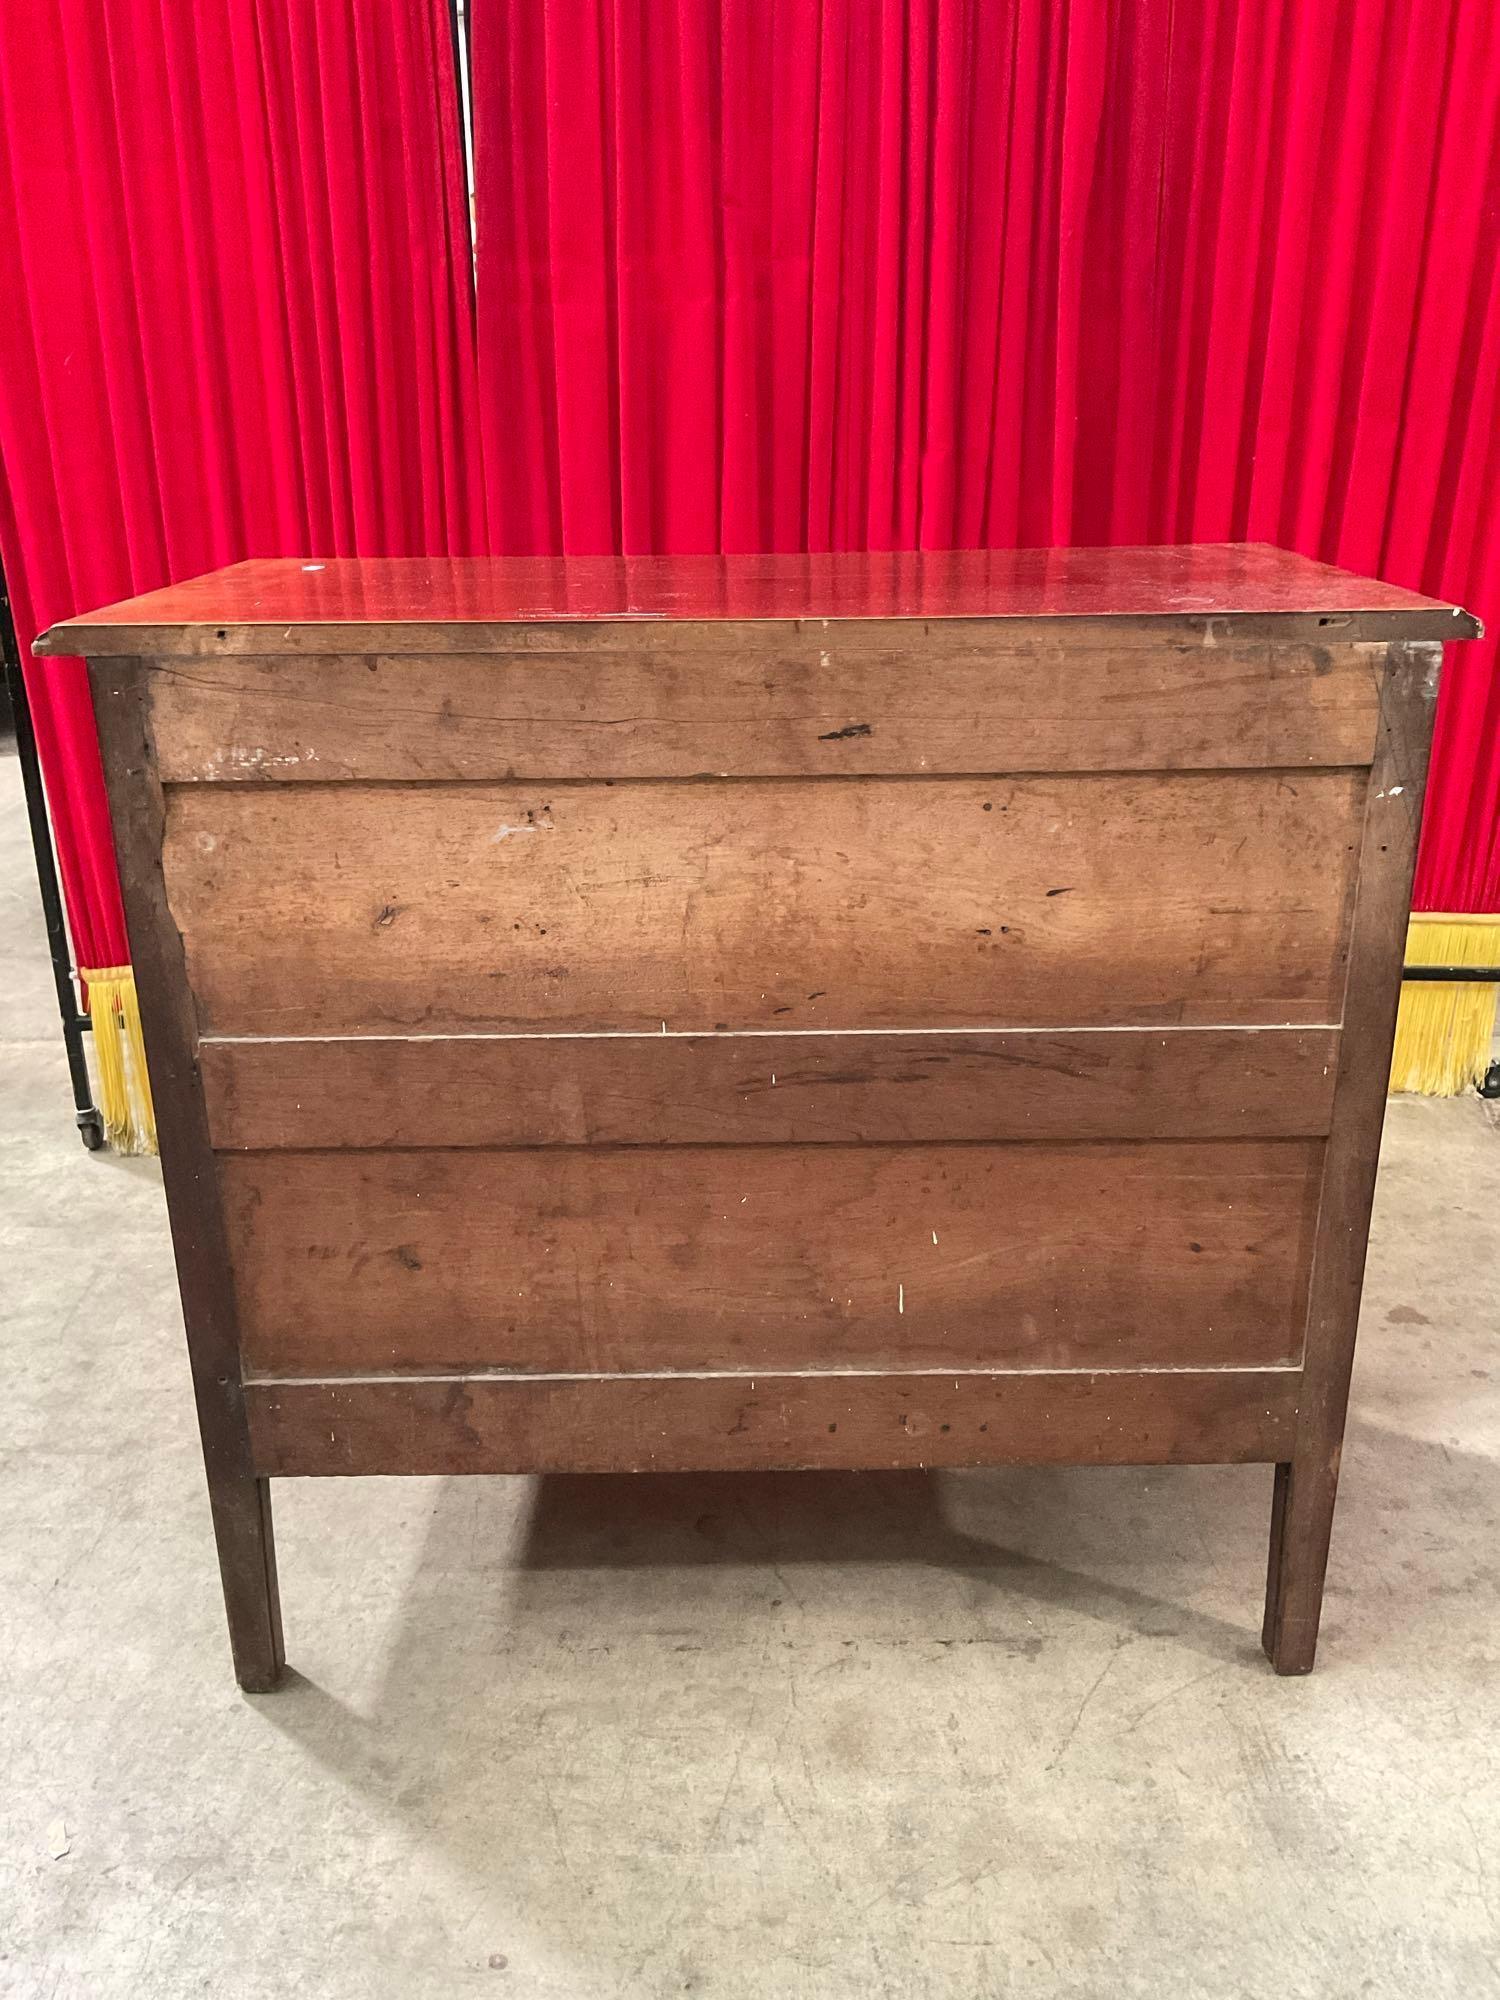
[80,965,158,1155]
[1390,915,1500,1097]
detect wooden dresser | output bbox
[38,545,1479,1688]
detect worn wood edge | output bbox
[1265,639,1442,1673]
[40,608,1480,656]
[87,656,285,1690]
[199,1024,1343,1149]
[244,1367,1303,1476]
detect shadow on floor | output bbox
[247,1412,1500,1980]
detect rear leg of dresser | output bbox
[1262,1455,1338,1675]
[203,1468,284,1691]
[1264,641,1438,1676]
[89,656,286,1691]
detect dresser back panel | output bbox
[161,768,1365,1037]
[221,1138,1323,1378]
[141,634,1374,1416]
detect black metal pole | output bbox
[448,0,474,241]
[1399,963,1500,1097]
[0,575,105,1149]
[447,0,465,107]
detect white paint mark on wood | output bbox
[212,744,310,773]
[490,817,554,842]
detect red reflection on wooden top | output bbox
[36,544,1480,652]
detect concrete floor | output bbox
[2,740,1499,2000]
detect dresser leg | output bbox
[1261,1455,1338,1675]
[206,1473,285,1692]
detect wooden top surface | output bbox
[37,544,1479,654]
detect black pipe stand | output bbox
[0,576,104,1149]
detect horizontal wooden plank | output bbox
[200,1026,1342,1148]
[37,545,1479,654]
[144,640,1382,780]
[243,1366,1304,1475]
[164,771,1364,1035]
[223,1141,1321,1377]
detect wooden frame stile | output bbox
[1263,638,1441,1673]
[89,655,284,1691]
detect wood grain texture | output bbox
[86,659,284,1693]
[243,1366,1304,1476]
[1263,641,1442,1674]
[36,544,1479,655]
[200,1025,1343,1150]
[144,640,1382,780]
[224,1141,1322,1377]
[164,771,1366,1035]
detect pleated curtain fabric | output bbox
[472,0,1500,918]
[0,0,483,1145]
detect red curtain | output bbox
[473,0,1500,914]
[0,0,483,990]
